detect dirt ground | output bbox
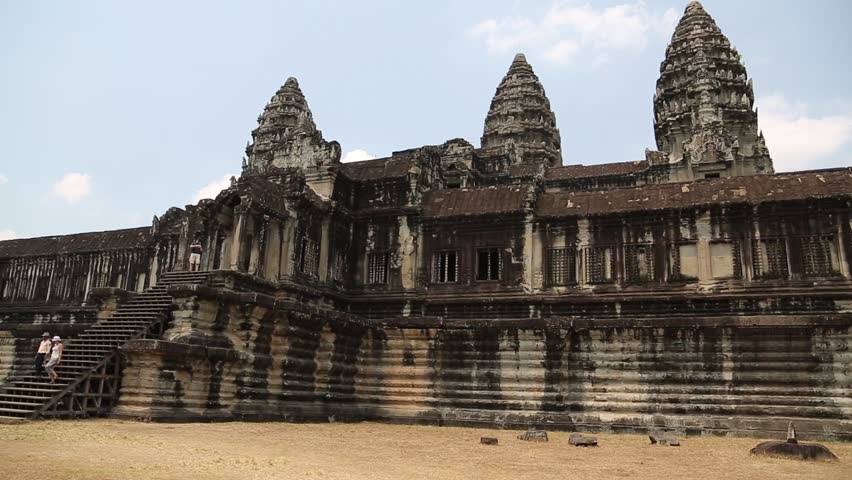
[0,420,849,480]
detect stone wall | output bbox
[115,286,852,441]
[0,332,16,384]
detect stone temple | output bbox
[0,3,850,440]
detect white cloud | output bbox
[192,174,237,203]
[757,94,852,172]
[341,149,377,163]
[0,229,16,241]
[51,173,92,204]
[0,173,7,185]
[468,2,678,65]
[543,40,580,65]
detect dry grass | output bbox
[0,420,849,480]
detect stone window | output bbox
[432,251,458,283]
[624,244,654,283]
[752,238,788,279]
[367,252,389,285]
[298,237,319,278]
[583,246,614,284]
[800,235,840,277]
[669,243,698,280]
[476,248,502,281]
[330,251,346,283]
[547,247,577,286]
[709,242,736,278]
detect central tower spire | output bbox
[653,2,773,179]
[481,53,562,166]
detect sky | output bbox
[1,0,851,240]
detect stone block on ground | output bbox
[750,423,837,461]
[649,435,681,446]
[518,430,548,442]
[569,433,598,447]
[750,441,838,461]
[480,436,498,445]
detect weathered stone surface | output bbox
[518,430,549,442]
[750,441,838,461]
[649,435,680,446]
[569,434,598,447]
[750,421,837,461]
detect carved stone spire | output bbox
[247,78,315,162]
[482,53,562,167]
[244,77,340,175]
[654,2,773,178]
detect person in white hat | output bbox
[34,332,51,376]
[44,336,63,384]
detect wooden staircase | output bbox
[0,270,211,420]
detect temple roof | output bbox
[0,227,151,258]
[338,157,411,182]
[537,169,852,217]
[422,185,529,219]
[546,161,649,181]
[481,53,562,166]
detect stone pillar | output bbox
[837,215,850,278]
[265,219,282,281]
[695,210,713,285]
[149,245,160,287]
[399,216,417,290]
[530,219,544,292]
[576,218,591,289]
[281,215,298,277]
[175,216,191,272]
[318,216,331,282]
[229,205,248,271]
[254,215,270,277]
[521,213,535,293]
[204,224,218,271]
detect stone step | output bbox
[117,305,170,310]
[0,393,47,402]
[0,399,42,408]
[87,328,142,333]
[0,407,33,416]
[67,344,113,350]
[76,336,130,342]
[79,331,134,337]
[94,322,151,331]
[61,359,98,365]
[9,382,67,390]
[62,343,117,349]
[61,354,105,360]
[5,385,64,393]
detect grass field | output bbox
[0,420,849,480]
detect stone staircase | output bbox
[0,270,211,420]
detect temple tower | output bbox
[482,53,562,167]
[653,2,773,180]
[244,77,340,178]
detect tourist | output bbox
[44,336,63,384]
[34,332,51,376]
[189,239,203,272]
